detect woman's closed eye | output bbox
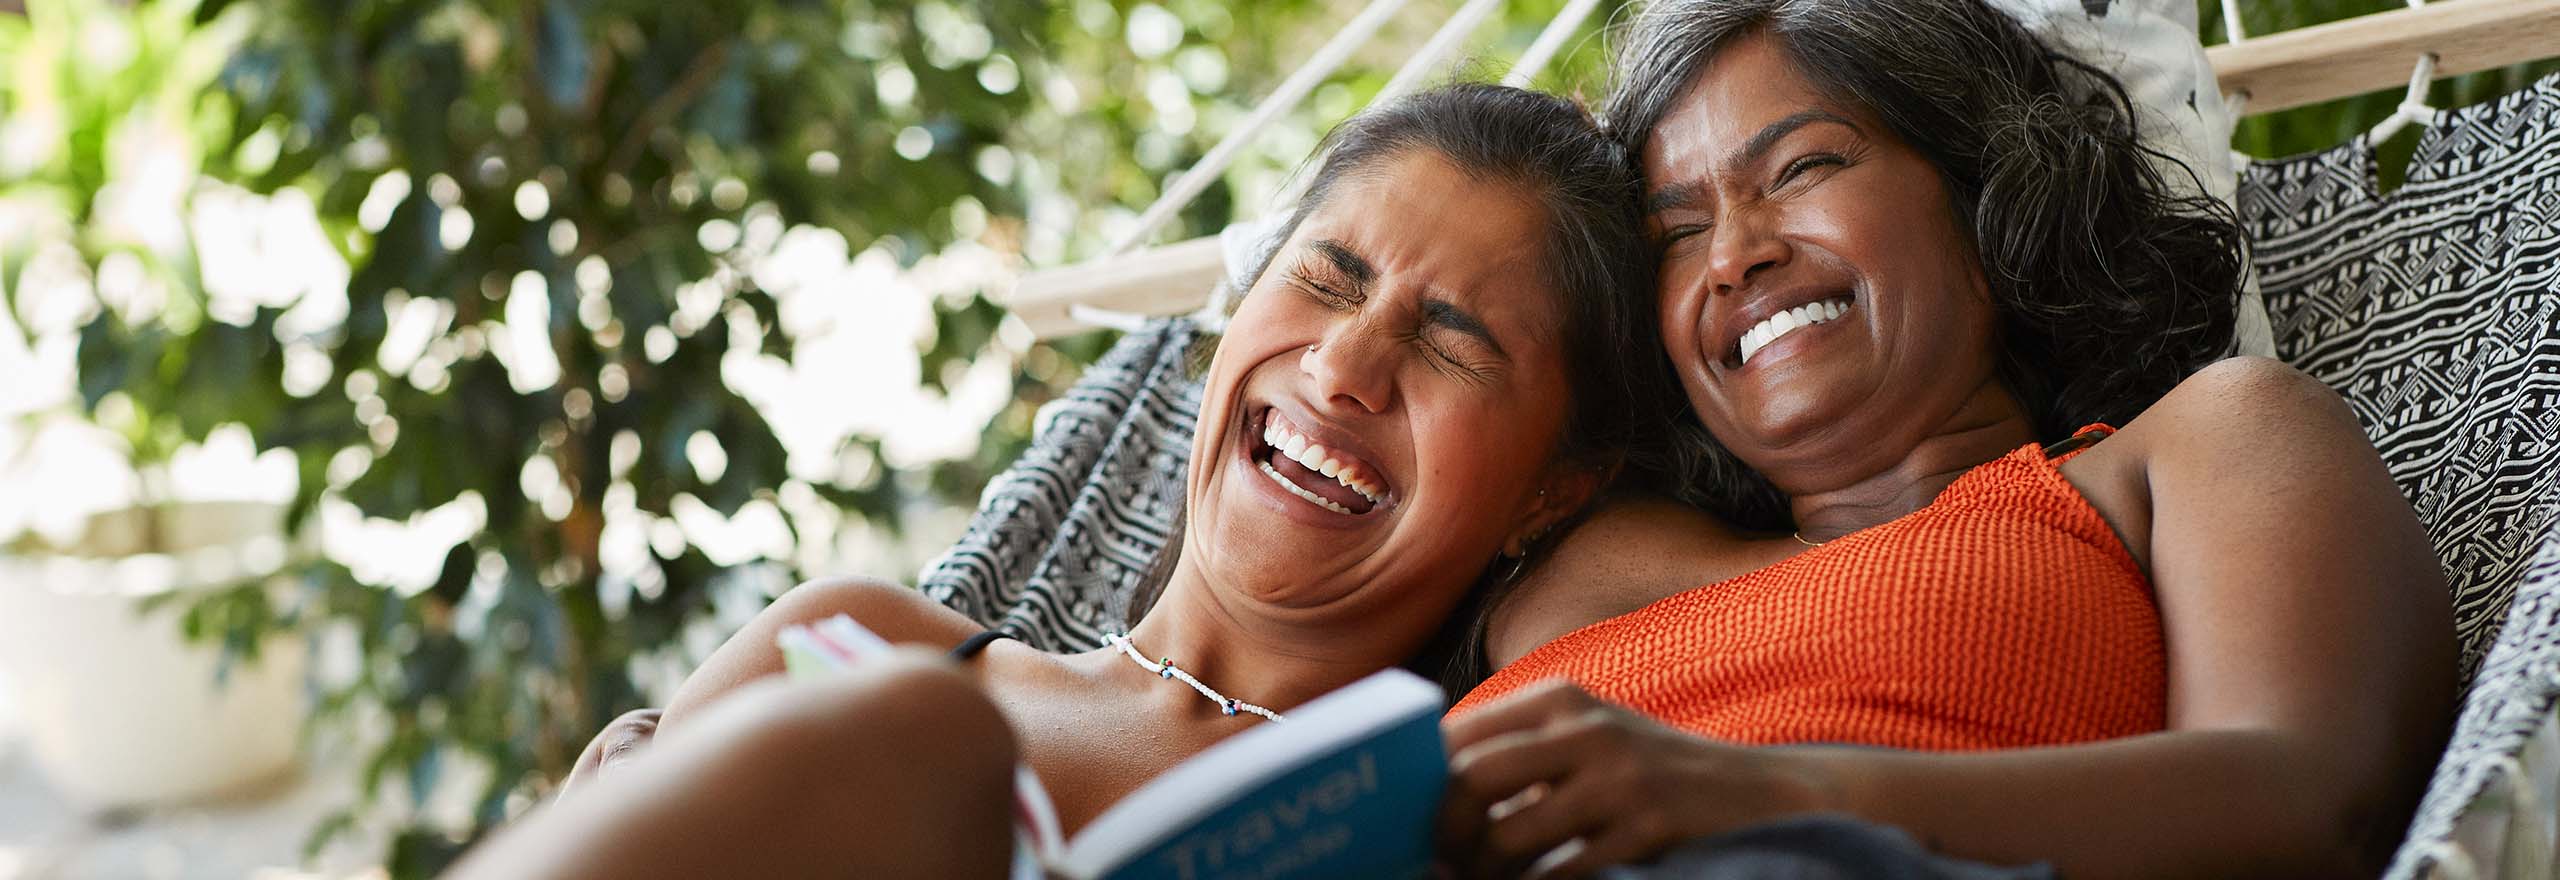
[1658,221,1712,251]
[1420,331,1495,383]
[1775,152,1846,188]
[1287,268,1360,310]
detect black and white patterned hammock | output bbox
[918,72,2560,876]
[2236,75,2560,878]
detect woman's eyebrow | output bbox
[1646,181,1706,215]
[1422,299,1507,360]
[1308,239,1376,289]
[1645,109,1857,215]
[1730,108,1857,169]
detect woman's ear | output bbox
[1501,461,1609,558]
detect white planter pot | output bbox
[0,500,307,809]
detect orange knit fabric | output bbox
[1451,427,2166,751]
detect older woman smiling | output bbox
[1439,2,2456,877]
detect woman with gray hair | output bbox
[1439,0,2453,877]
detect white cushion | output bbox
[1982,0,2275,356]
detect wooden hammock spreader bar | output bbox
[2207,0,2560,116]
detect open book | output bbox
[778,615,1447,880]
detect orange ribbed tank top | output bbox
[1451,427,2167,750]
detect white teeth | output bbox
[1259,458,1355,515]
[1257,416,1388,506]
[1736,296,1853,367]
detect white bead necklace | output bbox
[1106,632,1285,723]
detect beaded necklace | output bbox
[1105,632,1285,723]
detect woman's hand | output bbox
[1437,680,1835,879]
[560,708,663,797]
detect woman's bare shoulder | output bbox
[2067,355,2385,571]
[1485,494,1765,668]
[2121,356,2360,447]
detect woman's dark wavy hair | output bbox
[1604,0,2247,530]
[1133,83,1680,696]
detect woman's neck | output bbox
[1786,380,2037,542]
[1109,564,1432,723]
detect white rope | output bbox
[2220,0,2248,42]
[2366,50,2442,145]
[1376,0,1507,105]
[1259,0,1501,212]
[1504,0,1606,87]
[1061,0,1662,335]
[1260,0,1503,212]
[1105,0,1412,257]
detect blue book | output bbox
[775,615,1447,880]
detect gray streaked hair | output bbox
[1603,0,2244,531]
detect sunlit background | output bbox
[0,0,2544,877]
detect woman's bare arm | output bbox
[1443,358,2457,878]
[659,576,982,733]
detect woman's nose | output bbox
[1707,206,1790,295]
[1299,325,1396,414]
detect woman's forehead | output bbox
[1644,33,1856,170]
[1291,156,1562,328]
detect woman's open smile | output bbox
[1247,405,1395,516]
[1721,290,1856,371]
[1235,403,1399,523]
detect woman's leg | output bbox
[447,650,1020,879]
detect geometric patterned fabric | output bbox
[912,318,1200,653]
[2237,73,2560,681]
[2230,73,2560,878]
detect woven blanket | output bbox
[913,319,1201,652]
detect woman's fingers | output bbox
[1444,702,1648,875]
[1451,700,1634,803]
[1481,770,1617,874]
[1443,678,1602,753]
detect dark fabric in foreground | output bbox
[1595,815,2052,880]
